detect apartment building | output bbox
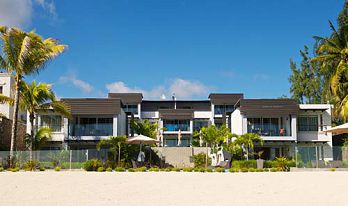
[25,92,333,160]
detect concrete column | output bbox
[113,116,118,136]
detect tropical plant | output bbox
[234,133,263,160]
[196,125,233,167]
[0,26,66,166]
[192,153,211,168]
[83,159,103,171]
[24,127,53,152]
[96,135,127,165]
[130,119,158,139]
[20,80,70,160]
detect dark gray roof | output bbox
[208,93,244,105]
[108,93,143,104]
[159,109,194,120]
[61,98,122,115]
[236,99,299,116]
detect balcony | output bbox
[69,123,113,137]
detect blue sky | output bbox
[0,0,344,99]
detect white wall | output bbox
[231,108,243,135]
[0,73,13,119]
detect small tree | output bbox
[234,133,263,160]
[96,135,127,165]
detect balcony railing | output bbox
[164,124,190,132]
[248,128,288,136]
[69,123,113,136]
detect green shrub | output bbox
[9,167,20,172]
[54,167,61,172]
[0,167,4,172]
[240,168,248,173]
[215,167,225,173]
[256,168,263,172]
[24,160,39,171]
[248,168,256,172]
[264,161,274,168]
[192,153,211,168]
[83,159,103,171]
[115,167,126,172]
[263,168,269,172]
[193,167,201,172]
[136,167,147,172]
[229,168,238,173]
[172,168,181,172]
[270,167,279,172]
[165,168,172,172]
[273,157,289,171]
[39,167,46,171]
[330,168,336,172]
[104,161,115,170]
[128,168,135,172]
[183,167,193,172]
[206,168,213,172]
[106,167,113,172]
[232,160,257,169]
[149,167,159,172]
[97,167,105,172]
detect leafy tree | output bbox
[289,46,323,104]
[130,119,158,139]
[96,135,127,165]
[0,26,66,166]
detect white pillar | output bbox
[113,116,118,136]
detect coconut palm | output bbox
[0,26,66,166]
[19,80,71,160]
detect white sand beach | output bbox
[0,171,346,206]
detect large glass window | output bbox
[70,117,113,136]
[123,104,138,114]
[163,120,190,131]
[193,119,209,132]
[247,117,282,136]
[214,105,234,115]
[298,116,318,131]
[40,115,62,132]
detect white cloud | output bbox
[0,0,57,28]
[169,78,209,98]
[0,0,32,27]
[106,78,210,99]
[59,74,94,94]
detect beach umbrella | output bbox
[177,130,182,146]
[322,123,348,135]
[126,135,160,162]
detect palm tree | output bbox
[25,127,53,151]
[20,80,71,160]
[234,133,263,160]
[0,26,66,166]
[96,135,127,165]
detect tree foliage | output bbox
[130,119,158,139]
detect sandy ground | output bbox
[0,171,347,206]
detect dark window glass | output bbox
[298,116,318,131]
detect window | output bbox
[40,115,62,132]
[0,86,3,94]
[214,105,234,115]
[163,119,190,131]
[298,116,318,131]
[247,117,281,136]
[193,119,209,132]
[70,117,113,136]
[122,104,138,114]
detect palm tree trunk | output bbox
[118,145,121,165]
[9,76,20,168]
[29,113,35,161]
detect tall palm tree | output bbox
[234,133,263,160]
[312,22,348,119]
[0,26,66,165]
[19,80,71,160]
[25,127,53,151]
